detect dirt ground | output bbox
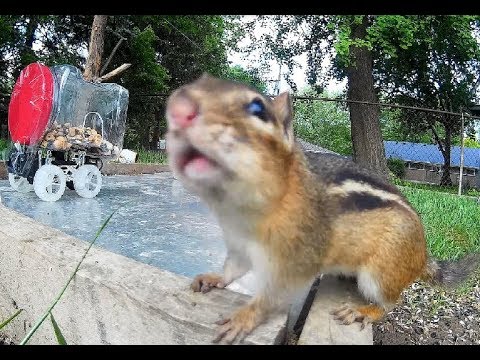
[0,334,14,345]
[373,278,480,345]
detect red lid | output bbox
[8,63,54,145]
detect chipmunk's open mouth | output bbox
[177,145,220,178]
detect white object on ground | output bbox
[33,164,67,202]
[73,164,102,198]
[118,149,137,164]
[8,173,34,193]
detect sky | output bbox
[228,50,347,94]
[226,16,347,95]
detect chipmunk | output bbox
[165,74,480,344]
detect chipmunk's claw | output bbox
[331,304,372,330]
[212,317,248,344]
[212,306,260,344]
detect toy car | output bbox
[6,63,129,201]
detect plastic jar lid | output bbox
[8,62,54,145]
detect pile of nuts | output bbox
[40,122,119,156]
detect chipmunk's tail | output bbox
[421,253,480,288]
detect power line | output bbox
[131,92,480,119]
[162,18,205,53]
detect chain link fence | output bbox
[291,95,480,191]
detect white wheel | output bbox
[73,164,102,198]
[8,173,33,193]
[33,165,67,202]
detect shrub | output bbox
[387,157,406,179]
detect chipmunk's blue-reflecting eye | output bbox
[246,98,267,122]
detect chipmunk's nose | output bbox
[167,95,198,130]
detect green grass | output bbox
[135,149,167,164]
[400,186,480,260]
[394,178,480,197]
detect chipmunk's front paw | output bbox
[331,304,384,330]
[212,306,262,344]
[191,273,225,293]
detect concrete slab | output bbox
[0,204,287,345]
[297,275,373,345]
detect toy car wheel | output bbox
[33,164,67,202]
[8,173,34,193]
[73,164,102,198]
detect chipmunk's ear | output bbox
[272,91,294,150]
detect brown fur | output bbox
[165,74,479,344]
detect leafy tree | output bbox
[293,87,352,155]
[240,15,390,178]
[106,15,233,149]
[372,16,480,185]
[241,15,480,183]
[464,138,480,148]
[224,65,268,93]
[0,15,239,151]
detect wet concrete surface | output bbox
[0,173,228,279]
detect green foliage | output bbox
[110,15,235,149]
[50,313,67,345]
[136,149,167,164]
[0,138,11,161]
[464,138,480,148]
[387,157,406,179]
[224,65,268,93]
[293,87,352,155]
[128,26,170,92]
[0,15,242,151]
[373,16,480,184]
[0,138,9,150]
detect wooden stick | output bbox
[97,63,131,82]
[100,37,126,76]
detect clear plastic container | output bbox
[42,64,129,158]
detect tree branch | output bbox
[100,37,126,76]
[428,121,446,156]
[97,63,131,82]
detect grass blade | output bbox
[0,309,23,330]
[19,207,121,345]
[50,312,67,345]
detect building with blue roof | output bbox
[384,141,480,188]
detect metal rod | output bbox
[458,109,466,196]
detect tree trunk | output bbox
[346,16,389,179]
[84,15,108,81]
[151,122,160,150]
[142,125,151,149]
[14,16,39,80]
[440,124,453,186]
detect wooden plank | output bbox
[298,275,373,345]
